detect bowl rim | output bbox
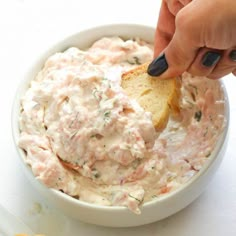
[11,23,230,212]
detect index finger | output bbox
[154,0,176,57]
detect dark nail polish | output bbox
[229,50,236,61]
[202,51,221,67]
[147,54,168,76]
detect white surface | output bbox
[0,204,34,235]
[0,0,236,235]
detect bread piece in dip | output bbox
[122,62,180,130]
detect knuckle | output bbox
[175,8,190,32]
[175,7,202,45]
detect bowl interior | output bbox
[12,24,230,212]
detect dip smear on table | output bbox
[18,37,225,214]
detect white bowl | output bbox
[12,24,229,227]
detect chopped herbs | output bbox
[94,172,100,178]
[103,111,111,125]
[190,92,196,102]
[92,88,100,100]
[104,111,111,118]
[127,56,142,65]
[186,100,194,108]
[133,56,141,65]
[194,110,202,122]
[69,112,79,128]
[132,159,141,169]
[203,127,208,137]
[70,131,78,139]
[167,175,175,182]
[189,84,198,95]
[92,168,100,178]
[64,96,69,103]
[205,152,211,157]
[128,194,142,203]
[43,123,48,130]
[90,134,103,139]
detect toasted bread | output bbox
[121,62,180,130]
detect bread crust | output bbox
[121,62,180,130]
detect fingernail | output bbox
[202,51,221,67]
[147,54,168,76]
[229,50,236,61]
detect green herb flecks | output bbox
[133,56,141,65]
[92,168,100,179]
[90,133,103,139]
[94,172,100,178]
[203,127,208,137]
[92,87,100,100]
[70,131,78,139]
[132,159,141,169]
[186,100,195,108]
[127,56,142,65]
[128,194,142,203]
[69,112,79,128]
[103,110,111,125]
[194,110,202,122]
[205,152,211,158]
[189,84,198,95]
[104,111,110,118]
[167,175,175,182]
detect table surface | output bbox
[1,0,236,235]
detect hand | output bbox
[147,0,236,79]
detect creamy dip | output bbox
[18,37,225,214]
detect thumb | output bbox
[148,11,200,79]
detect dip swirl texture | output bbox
[18,37,225,214]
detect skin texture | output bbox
[154,0,236,79]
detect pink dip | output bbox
[18,37,225,214]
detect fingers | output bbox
[150,0,236,79]
[149,45,236,79]
[187,48,222,77]
[208,49,236,79]
[178,0,192,6]
[154,1,176,57]
[187,48,236,79]
[149,0,236,80]
[154,0,193,61]
[148,7,199,78]
[166,0,184,15]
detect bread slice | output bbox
[121,62,180,130]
